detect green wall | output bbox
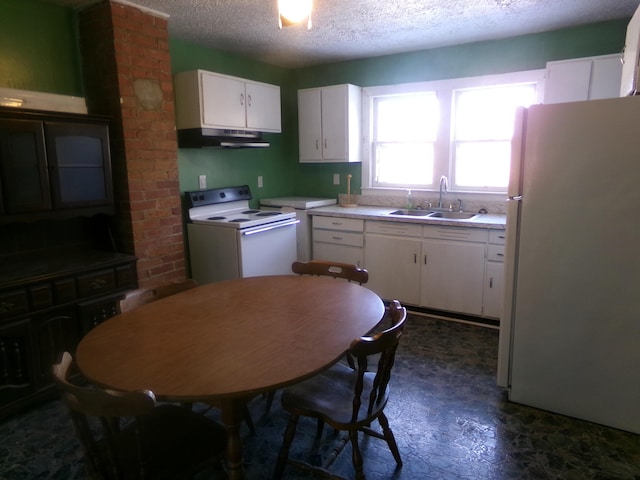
[0,0,82,96]
[0,0,629,202]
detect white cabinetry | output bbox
[298,84,361,163]
[421,226,487,316]
[312,216,364,267]
[364,221,422,305]
[174,70,281,132]
[543,54,622,104]
[483,230,506,319]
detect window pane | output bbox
[455,84,536,141]
[375,143,433,186]
[455,141,511,188]
[375,93,438,142]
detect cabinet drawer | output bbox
[0,290,29,319]
[29,284,53,310]
[77,269,116,298]
[366,221,422,237]
[53,278,77,304]
[422,225,488,243]
[489,230,506,245]
[313,229,364,247]
[313,216,364,232]
[488,244,505,262]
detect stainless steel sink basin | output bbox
[428,211,478,220]
[388,209,431,217]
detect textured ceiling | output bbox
[53,0,640,68]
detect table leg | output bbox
[220,398,244,480]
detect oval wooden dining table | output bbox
[75,274,386,480]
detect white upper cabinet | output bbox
[298,84,361,163]
[543,54,622,104]
[621,4,640,96]
[174,70,281,133]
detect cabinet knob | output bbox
[240,93,245,106]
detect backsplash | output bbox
[339,193,507,214]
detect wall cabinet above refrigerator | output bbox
[174,70,281,133]
[543,54,622,104]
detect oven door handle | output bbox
[241,219,300,236]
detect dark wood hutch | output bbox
[0,106,137,419]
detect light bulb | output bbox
[278,0,312,24]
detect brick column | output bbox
[78,0,186,288]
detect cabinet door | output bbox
[0,318,36,406]
[484,261,504,319]
[33,306,78,389]
[544,59,592,104]
[364,235,421,305]
[421,239,485,316]
[298,88,323,161]
[0,119,51,213]
[246,81,281,132]
[201,72,246,129]
[590,55,623,100]
[45,122,113,209]
[321,85,349,161]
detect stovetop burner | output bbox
[242,209,260,214]
[231,218,250,222]
[208,216,227,220]
[257,211,280,217]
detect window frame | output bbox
[361,69,545,195]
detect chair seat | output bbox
[281,363,388,428]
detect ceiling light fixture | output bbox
[278,0,312,30]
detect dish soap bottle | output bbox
[406,189,413,209]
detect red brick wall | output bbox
[78,1,186,288]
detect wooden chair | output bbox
[291,260,369,284]
[52,352,227,480]
[118,279,198,313]
[273,300,407,480]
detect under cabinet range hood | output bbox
[177,128,270,148]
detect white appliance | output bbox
[259,196,336,262]
[620,4,640,96]
[185,186,299,284]
[497,96,640,434]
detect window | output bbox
[452,83,537,190]
[373,93,438,187]
[362,70,544,193]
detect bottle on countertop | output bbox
[406,189,413,209]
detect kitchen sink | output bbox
[388,209,431,216]
[427,211,478,220]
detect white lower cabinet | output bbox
[312,216,364,267]
[364,221,422,305]
[483,230,506,319]
[421,226,487,316]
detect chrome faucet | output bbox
[438,175,448,209]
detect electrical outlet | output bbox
[257,176,263,188]
[333,173,340,185]
[198,175,207,190]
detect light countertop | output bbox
[308,205,506,229]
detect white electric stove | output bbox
[185,186,299,284]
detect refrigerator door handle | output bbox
[507,195,523,201]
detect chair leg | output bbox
[264,390,275,415]
[378,412,402,467]
[244,404,256,435]
[273,414,299,480]
[349,429,366,480]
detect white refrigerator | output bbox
[497,96,640,434]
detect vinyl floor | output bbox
[1,313,639,479]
